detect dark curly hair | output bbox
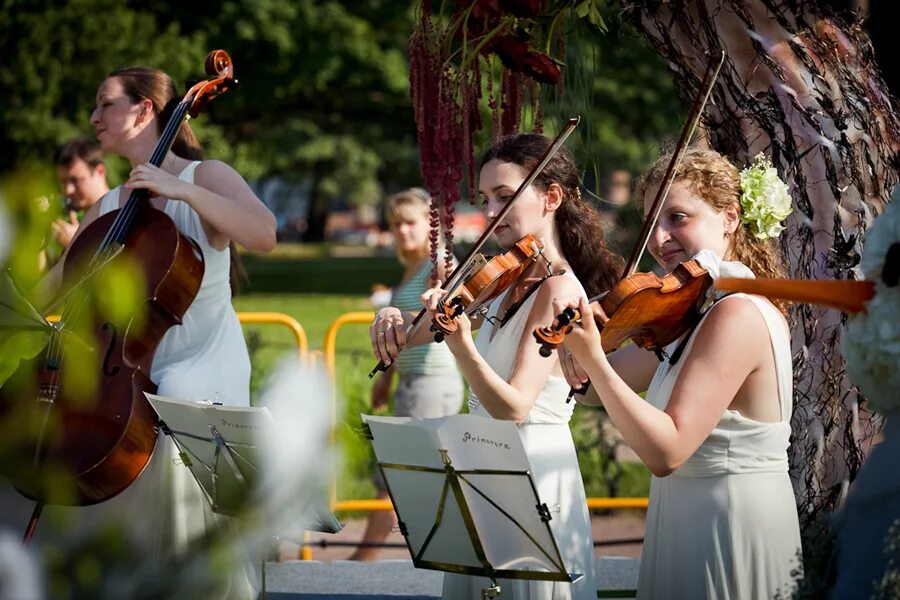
[481,133,623,297]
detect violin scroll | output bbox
[187,50,239,118]
[205,49,233,78]
[534,306,579,357]
[533,259,713,358]
[533,302,610,357]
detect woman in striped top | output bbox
[350,188,464,560]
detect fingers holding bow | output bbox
[558,345,590,389]
[370,307,407,366]
[420,283,448,316]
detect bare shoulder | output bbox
[194,159,240,183]
[694,294,772,359]
[193,159,255,199]
[534,273,585,302]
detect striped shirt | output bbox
[392,261,459,376]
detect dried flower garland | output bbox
[408,0,607,282]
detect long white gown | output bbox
[442,272,597,600]
[637,292,802,600]
[0,162,256,598]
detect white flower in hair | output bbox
[738,153,793,240]
[842,201,900,414]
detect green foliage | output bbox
[0,0,204,171]
[1,0,419,240]
[1,1,683,237]
[543,9,685,184]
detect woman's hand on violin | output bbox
[125,163,188,200]
[371,307,407,366]
[422,284,475,355]
[552,296,605,366]
[420,284,448,314]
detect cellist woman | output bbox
[552,148,801,599]
[16,65,275,598]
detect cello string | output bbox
[98,100,190,257]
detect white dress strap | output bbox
[180,160,201,181]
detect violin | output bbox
[534,260,712,356]
[531,52,725,371]
[368,117,581,377]
[431,234,545,341]
[0,51,237,520]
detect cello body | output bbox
[0,204,204,505]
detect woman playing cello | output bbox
[553,148,801,599]
[372,133,622,599]
[11,64,275,598]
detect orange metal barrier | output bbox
[237,311,308,363]
[48,311,309,363]
[334,497,649,512]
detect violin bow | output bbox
[559,51,724,402]
[605,50,725,297]
[368,116,582,377]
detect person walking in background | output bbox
[555,148,802,599]
[350,188,464,561]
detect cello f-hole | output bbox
[101,323,120,377]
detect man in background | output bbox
[51,137,109,251]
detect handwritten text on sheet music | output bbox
[461,432,511,450]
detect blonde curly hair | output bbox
[636,148,789,314]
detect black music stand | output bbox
[362,414,579,599]
[147,393,340,599]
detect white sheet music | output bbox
[146,393,273,516]
[146,393,274,444]
[361,413,573,580]
[363,413,530,471]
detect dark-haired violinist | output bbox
[553,149,801,599]
[374,133,623,599]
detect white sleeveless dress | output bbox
[0,162,256,598]
[442,272,597,600]
[98,161,251,404]
[637,293,802,600]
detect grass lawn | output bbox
[236,248,651,506]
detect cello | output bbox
[0,51,237,537]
